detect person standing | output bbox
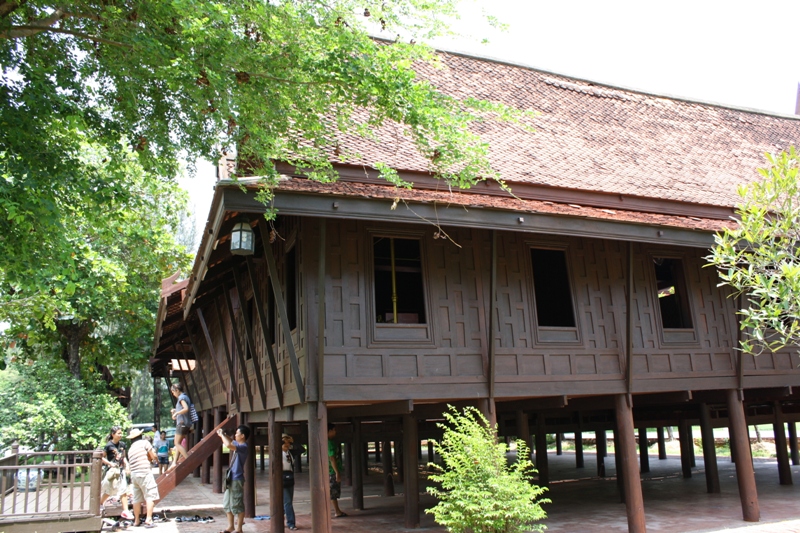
[168,383,192,470]
[218,425,250,533]
[281,434,297,530]
[328,424,347,518]
[153,431,169,475]
[127,428,159,528]
[100,426,130,518]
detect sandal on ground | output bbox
[334,512,348,518]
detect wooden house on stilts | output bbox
[151,51,800,532]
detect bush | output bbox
[426,405,549,533]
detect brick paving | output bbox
[113,452,800,533]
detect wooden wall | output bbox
[184,216,800,411]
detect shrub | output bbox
[426,405,549,533]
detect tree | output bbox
[0,142,192,381]
[0,357,128,451]
[426,405,549,533]
[708,148,800,355]
[1,0,527,189]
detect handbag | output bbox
[103,465,121,483]
[282,470,295,487]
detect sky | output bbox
[178,0,800,247]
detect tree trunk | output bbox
[58,321,90,379]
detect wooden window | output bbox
[653,257,693,329]
[285,246,297,331]
[373,237,426,324]
[531,248,576,328]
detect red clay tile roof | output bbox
[331,51,800,209]
[273,178,734,233]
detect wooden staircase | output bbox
[156,416,238,499]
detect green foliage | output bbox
[708,147,800,355]
[1,1,532,190]
[426,405,549,533]
[0,142,192,381]
[0,358,128,451]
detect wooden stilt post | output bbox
[575,430,584,468]
[403,414,419,529]
[343,443,352,487]
[613,428,624,502]
[260,443,265,472]
[535,414,549,487]
[515,410,531,459]
[201,410,213,484]
[638,427,650,473]
[657,427,667,460]
[699,403,720,493]
[212,408,223,494]
[396,441,404,483]
[242,415,255,518]
[382,439,395,497]
[352,420,365,510]
[727,389,760,522]
[615,394,646,533]
[194,415,203,478]
[789,422,800,466]
[375,442,381,463]
[309,403,331,532]
[679,419,692,478]
[427,441,435,467]
[773,401,792,486]
[596,430,607,477]
[555,433,563,455]
[269,410,284,533]
[362,442,369,477]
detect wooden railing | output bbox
[0,449,103,532]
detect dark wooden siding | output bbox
[320,220,800,402]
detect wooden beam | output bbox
[213,407,224,493]
[196,308,227,391]
[244,255,285,406]
[774,401,793,486]
[328,400,413,420]
[488,230,497,409]
[615,394,646,533]
[626,241,634,394]
[212,297,241,410]
[269,410,284,530]
[699,403,720,493]
[352,418,364,510]
[222,282,254,410]
[309,402,332,532]
[727,388,760,522]
[402,414,419,528]
[230,266,270,409]
[184,323,214,410]
[258,220,306,401]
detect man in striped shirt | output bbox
[127,428,159,528]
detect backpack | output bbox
[189,402,199,424]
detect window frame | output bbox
[648,252,699,346]
[525,242,582,346]
[366,228,434,347]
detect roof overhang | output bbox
[183,177,724,319]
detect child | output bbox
[218,425,250,533]
[153,431,169,475]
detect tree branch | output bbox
[0,24,131,48]
[0,0,24,19]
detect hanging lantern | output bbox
[230,221,255,255]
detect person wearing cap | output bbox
[281,434,298,530]
[127,428,159,528]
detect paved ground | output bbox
[130,449,800,533]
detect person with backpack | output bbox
[168,383,195,470]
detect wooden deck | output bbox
[0,450,103,533]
